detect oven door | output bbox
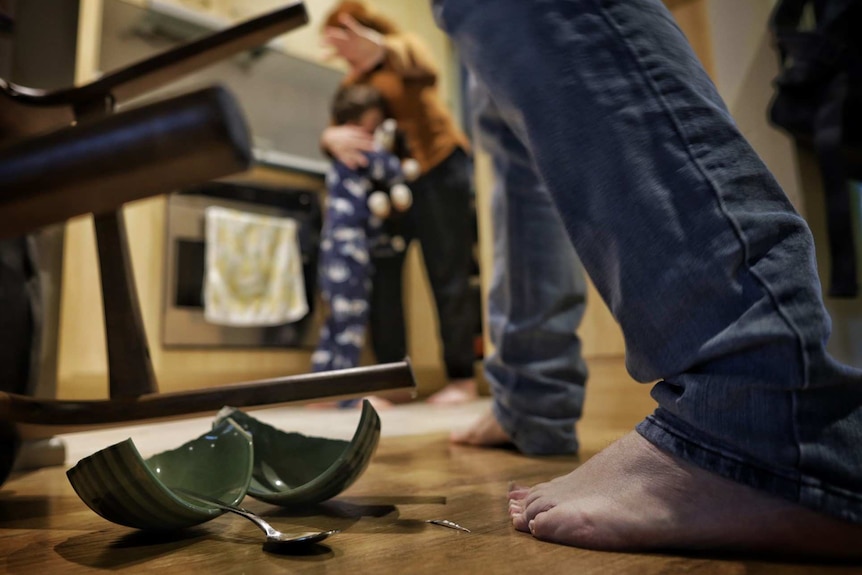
[162,182,321,348]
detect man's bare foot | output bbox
[450,410,513,448]
[426,378,478,405]
[508,431,862,558]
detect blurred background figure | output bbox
[311,83,411,409]
[320,0,479,404]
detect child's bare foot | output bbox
[305,396,394,410]
[305,400,341,409]
[363,395,395,410]
[426,378,478,405]
[509,431,862,558]
[450,410,512,448]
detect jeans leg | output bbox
[435,0,862,522]
[472,78,588,455]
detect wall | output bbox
[115,0,456,106]
[706,0,802,210]
[706,0,862,367]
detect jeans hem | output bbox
[637,415,862,525]
[493,401,579,456]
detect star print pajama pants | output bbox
[312,151,401,372]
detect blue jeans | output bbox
[435,0,862,523]
[471,78,588,455]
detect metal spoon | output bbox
[174,489,339,550]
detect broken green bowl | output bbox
[66,417,253,531]
[215,399,381,506]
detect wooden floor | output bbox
[1,357,859,574]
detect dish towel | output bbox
[203,206,308,326]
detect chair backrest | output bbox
[0,2,310,401]
[0,85,251,239]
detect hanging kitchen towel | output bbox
[204,206,308,326]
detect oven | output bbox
[97,0,343,349]
[162,177,323,348]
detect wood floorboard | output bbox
[1,358,858,573]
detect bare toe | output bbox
[511,509,530,533]
[508,499,524,515]
[508,484,530,500]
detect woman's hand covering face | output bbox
[323,13,386,74]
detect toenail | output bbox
[528,519,536,534]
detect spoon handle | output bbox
[174,489,280,539]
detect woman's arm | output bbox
[320,125,375,170]
[323,14,437,81]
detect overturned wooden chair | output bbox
[0,1,415,484]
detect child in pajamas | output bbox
[311,84,405,373]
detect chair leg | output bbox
[0,419,19,486]
[94,210,158,398]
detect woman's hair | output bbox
[322,1,399,35]
[331,84,387,125]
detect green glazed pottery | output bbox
[66,417,253,531]
[215,399,381,506]
[68,401,381,530]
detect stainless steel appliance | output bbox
[162,180,322,348]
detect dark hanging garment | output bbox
[0,237,36,395]
[769,0,862,298]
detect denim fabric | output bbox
[434,0,862,523]
[471,79,588,455]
